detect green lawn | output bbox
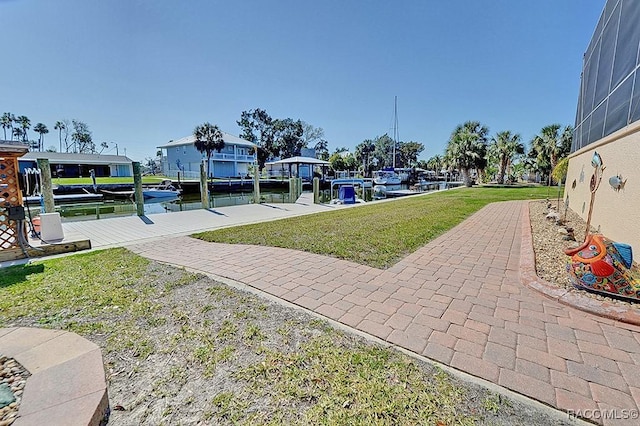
[195,185,554,269]
[0,249,166,341]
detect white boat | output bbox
[143,188,181,199]
[373,169,402,185]
[142,180,181,199]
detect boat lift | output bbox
[329,178,366,204]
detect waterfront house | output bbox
[158,132,256,179]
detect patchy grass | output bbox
[234,335,474,425]
[195,186,552,268]
[484,392,512,414]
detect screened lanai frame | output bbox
[572,0,640,153]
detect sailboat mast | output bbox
[392,96,397,169]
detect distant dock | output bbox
[24,193,104,205]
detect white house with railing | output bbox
[158,132,256,179]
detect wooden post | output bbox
[292,178,296,201]
[253,168,261,203]
[313,177,319,204]
[37,158,55,213]
[133,162,144,216]
[200,160,210,209]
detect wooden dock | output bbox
[24,193,104,205]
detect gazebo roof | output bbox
[266,156,329,166]
[0,141,29,155]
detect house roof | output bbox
[20,152,133,165]
[266,156,330,166]
[158,132,256,149]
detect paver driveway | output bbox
[130,200,640,425]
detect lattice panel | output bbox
[0,155,22,250]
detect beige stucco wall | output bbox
[564,121,640,257]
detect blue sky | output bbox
[2,0,603,162]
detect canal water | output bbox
[26,191,291,223]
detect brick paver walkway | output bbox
[130,200,640,425]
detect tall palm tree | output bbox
[489,131,524,184]
[1,112,14,140]
[33,123,49,151]
[193,122,225,179]
[445,121,489,187]
[54,121,66,152]
[531,124,573,185]
[16,115,30,142]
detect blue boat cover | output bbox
[339,186,356,204]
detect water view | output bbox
[25,191,292,222]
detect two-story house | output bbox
[158,132,256,179]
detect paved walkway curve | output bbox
[129,200,640,425]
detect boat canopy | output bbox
[330,178,365,187]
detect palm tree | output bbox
[33,123,49,151]
[15,115,30,142]
[426,155,443,175]
[54,121,67,152]
[12,127,23,141]
[193,122,225,179]
[1,112,14,140]
[489,131,524,184]
[354,139,375,176]
[445,121,489,187]
[531,124,573,185]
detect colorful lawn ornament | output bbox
[565,234,640,302]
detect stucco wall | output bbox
[564,121,640,257]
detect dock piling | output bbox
[133,162,144,216]
[200,161,210,209]
[37,158,55,213]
